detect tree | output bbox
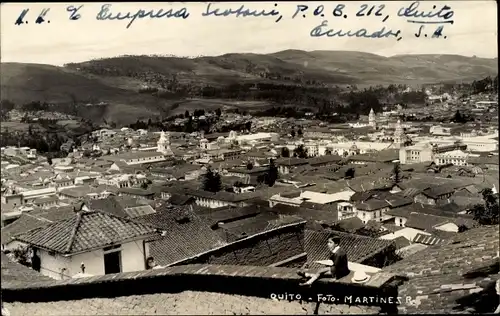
[467,188,499,225]
[281,147,290,158]
[11,246,31,267]
[140,182,149,189]
[245,121,252,131]
[202,167,222,193]
[297,129,303,137]
[345,167,355,179]
[291,129,296,138]
[325,149,332,155]
[392,163,401,184]
[266,159,278,187]
[185,110,190,118]
[246,162,253,170]
[215,108,222,117]
[47,156,53,165]
[293,145,308,158]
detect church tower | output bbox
[368,108,377,129]
[393,120,405,148]
[157,132,174,156]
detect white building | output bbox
[14,210,160,280]
[369,108,377,129]
[157,131,174,156]
[399,143,434,164]
[107,151,167,166]
[430,125,451,136]
[461,136,498,152]
[227,131,280,145]
[434,150,470,166]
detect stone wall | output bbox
[3,291,380,315]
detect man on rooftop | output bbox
[297,235,350,286]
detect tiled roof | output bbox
[422,184,457,199]
[271,204,338,225]
[404,212,476,232]
[135,206,226,266]
[275,157,309,166]
[304,230,395,269]
[348,149,399,163]
[385,196,414,208]
[355,199,390,211]
[1,207,75,244]
[2,215,50,245]
[400,187,422,198]
[85,197,128,218]
[334,217,365,233]
[199,205,263,228]
[122,205,156,218]
[167,193,195,206]
[15,211,159,254]
[216,212,280,241]
[405,213,451,231]
[384,225,500,313]
[307,155,342,166]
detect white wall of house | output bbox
[356,207,389,224]
[394,216,408,227]
[37,240,147,280]
[39,249,72,279]
[1,240,27,252]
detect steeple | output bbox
[393,119,406,148]
[157,131,174,156]
[368,108,376,129]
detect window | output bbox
[399,218,403,226]
[104,245,122,274]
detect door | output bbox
[104,251,122,274]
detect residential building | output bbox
[434,150,469,166]
[355,200,391,224]
[399,143,433,164]
[14,210,160,279]
[106,151,167,166]
[430,125,451,136]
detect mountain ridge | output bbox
[1,50,497,124]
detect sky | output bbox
[1,1,498,66]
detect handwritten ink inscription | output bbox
[13,1,454,41]
[96,4,190,29]
[67,5,84,20]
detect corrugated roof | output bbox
[413,233,444,246]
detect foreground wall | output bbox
[4,291,380,315]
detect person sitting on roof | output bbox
[146,256,164,270]
[297,235,350,286]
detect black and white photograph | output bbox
[0,1,498,315]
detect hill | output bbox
[1,51,497,124]
[271,50,497,84]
